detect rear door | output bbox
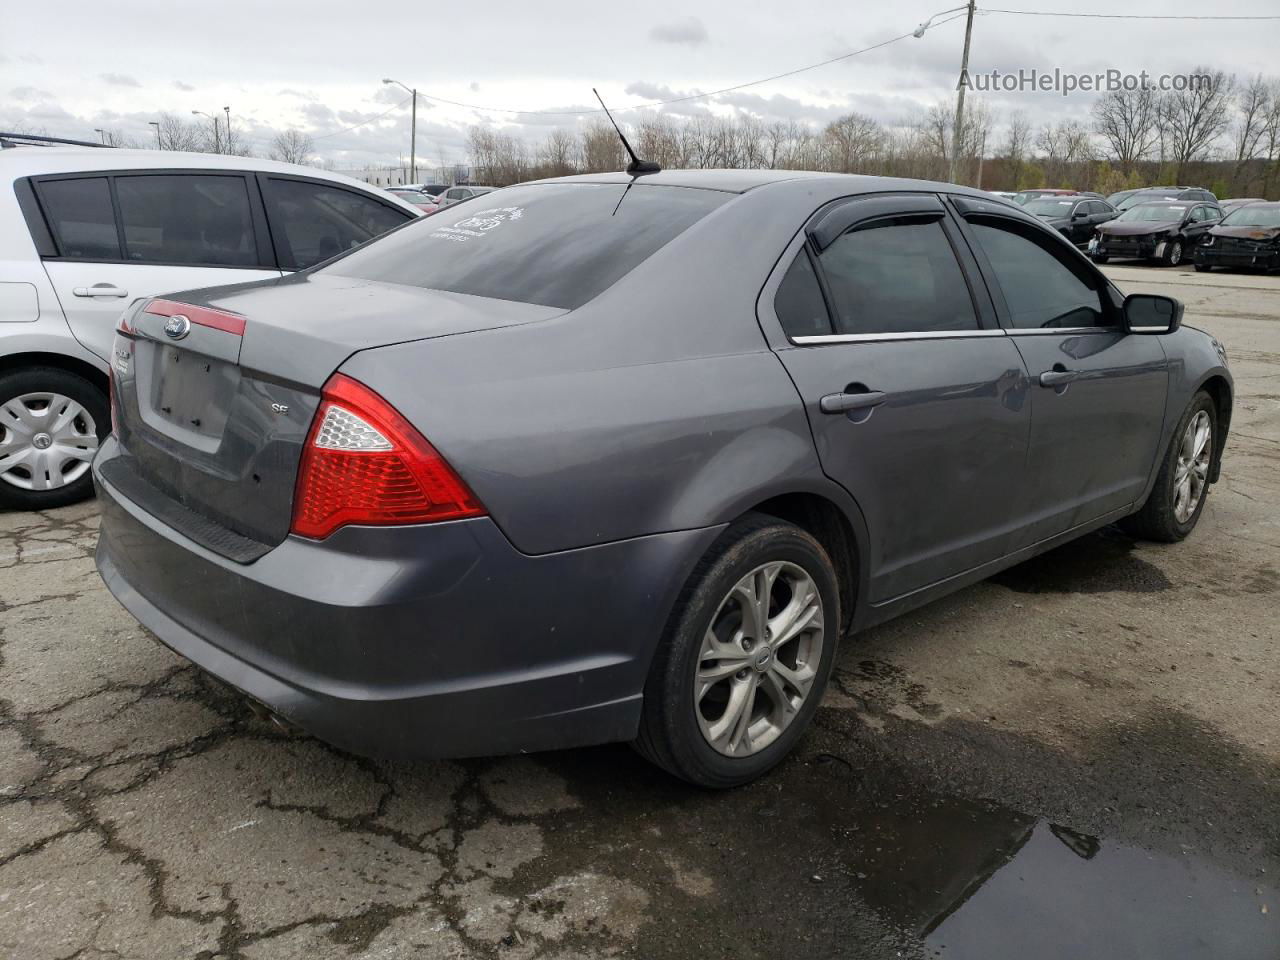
[762,194,1032,604]
[35,172,280,363]
[952,200,1168,545]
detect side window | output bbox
[37,177,120,260]
[262,179,411,270]
[968,221,1110,329]
[115,175,257,267]
[817,219,977,335]
[774,249,832,338]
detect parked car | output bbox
[94,170,1232,788]
[386,188,439,214]
[1022,194,1118,247]
[1114,187,1216,211]
[1193,201,1280,273]
[1010,188,1078,205]
[434,184,494,207]
[987,191,1019,202]
[403,183,449,198]
[1218,198,1265,215]
[1089,200,1223,266]
[0,147,420,509]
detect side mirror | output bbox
[1124,293,1183,335]
[1072,209,1087,219]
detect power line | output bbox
[411,15,967,118]
[983,8,1280,20]
[310,95,413,140]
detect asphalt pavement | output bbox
[1,263,1277,959]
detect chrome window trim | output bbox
[1006,325,1120,336]
[792,328,1006,345]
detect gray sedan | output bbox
[94,171,1233,788]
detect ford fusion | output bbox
[1090,199,1223,267]
[94,172,1233,788]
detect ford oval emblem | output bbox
[163,314,191,340]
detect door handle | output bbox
[72,284,129,298]
[820,390,886,414]
[1038,367,1080,388]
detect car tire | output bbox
[1120,391,1217,543]
[0,367,107,511]
[1090,254,1109,264]
[1163,240,1184,267]
[634,512,841,788]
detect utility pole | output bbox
[224,106,232,154]
[382,79,418,184]
[950,1,977,185]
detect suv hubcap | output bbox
[0,393,99,492]
[694,561,825,758]
[1173,410,1211,523]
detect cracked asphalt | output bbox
[1,265,1278,959]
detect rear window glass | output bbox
[39,177,119,259]
[116,174,256,266]
[324,182,729,309]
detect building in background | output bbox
[333,163,471,188]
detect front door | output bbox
[956,210,1169,546]
[764,195,1032,604]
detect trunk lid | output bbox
[107,274,563,559]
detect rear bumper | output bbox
[93,438,722,759]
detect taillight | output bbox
[290,374,485,540]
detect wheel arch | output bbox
[1196,373,1233,482]
[0,350,109,397]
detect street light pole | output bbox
[224,106,231,153]
[149,121,161,149]
[950,1,977,185]
[93,128,106,144]
[382,79,417,184]
[192,110,221,153]
[912,3,977,185]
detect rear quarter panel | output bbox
[339,180,858,557]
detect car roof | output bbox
[0,147,420,212]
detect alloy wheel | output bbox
[694,561,825,757]
[0,392,100,491]
[1168,241,1183,266]
[1173,410,1211,524]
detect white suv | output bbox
[0,146,420,509]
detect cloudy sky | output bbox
[3,0,1277,169]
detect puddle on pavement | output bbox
[844,792,1276,959]
[990,528,1171,594]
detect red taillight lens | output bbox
[290,374,485,539]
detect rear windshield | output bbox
[323,182,729,309]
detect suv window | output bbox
[263,178,410,270]
[817,219,977,335]
[774,250,832,338]
[38,177,119,260]
[116,175,257,267]
[326,182,728,310]
[968,221,1109,329]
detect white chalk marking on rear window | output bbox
[429,206,524,243]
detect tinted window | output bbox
[774,250,831,338]
[969,221,1109,329]
[326,182,728,310]
[263,179,410,270]
[817,219,977,335]
[39,177,119,259]
[115,175,256,266]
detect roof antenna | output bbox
[593,88,661,176]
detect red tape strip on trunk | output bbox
[144,298,246,336]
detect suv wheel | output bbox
[634,513,840,788]
[1120,391,1216,542]
[0,368,107,510]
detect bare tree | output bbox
[1231,75,1272,191]
[95,128,135,148]
[269,129,314,166]
[1001,111,1032,188]
[1092,88,1159,173]
[580,120,623,173]
[822,113,883,174]
[634,115,683,169]
[1037,120,1094,185]
[536,128,579,178]
[1158,68,1235,183]
[154,112,203,152]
